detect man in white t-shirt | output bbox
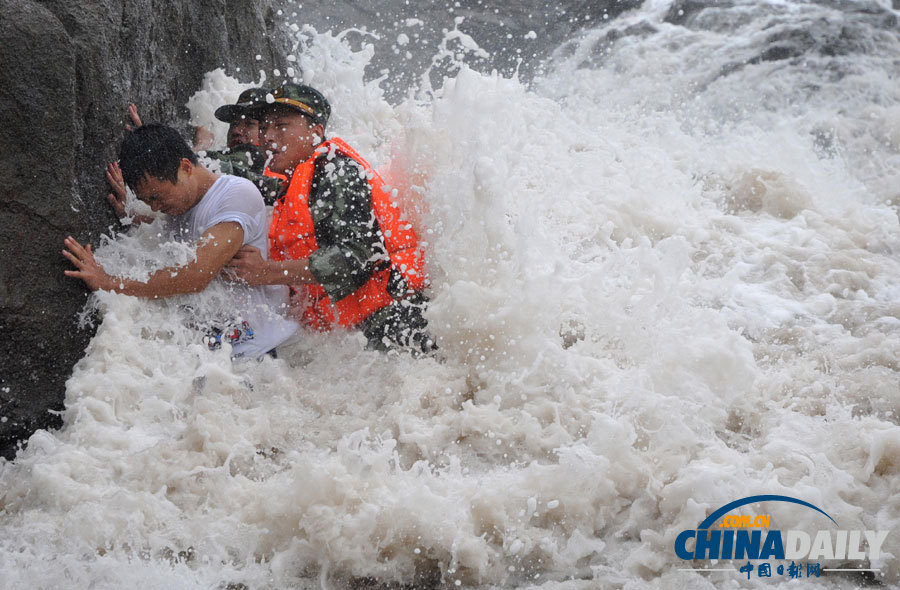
[63,123,297,359]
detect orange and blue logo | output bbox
[674,495,888,580]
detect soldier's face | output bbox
[227,116,259,148]
[259,107,323,174]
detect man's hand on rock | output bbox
[105,161,127,219]
[124,103,143,131]
[105,160,152,225]
[63,236,115,292]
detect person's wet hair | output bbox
[119,123,198,189]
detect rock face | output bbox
[0,0,288,459]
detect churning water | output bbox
[2,1,899,588]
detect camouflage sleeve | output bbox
[200,149,239,175]
[308,154,388,302]
[204,145,264,172]
[200,149,284,205]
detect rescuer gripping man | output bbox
[226,83,436,355]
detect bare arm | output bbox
[193,125,216,151]
[64,222,245,297]
[226,245,316,286]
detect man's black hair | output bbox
[119,123,198,189]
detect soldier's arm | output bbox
[307,156,386,302]
[193,125,215,150]
[225,156,381,295]
[227,246,316,287]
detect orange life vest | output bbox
[268,137,427,330]
[263,166,287,181]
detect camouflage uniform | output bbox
[294,152,436,355]
[201,144,284,205]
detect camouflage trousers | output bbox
[359,293,437,356]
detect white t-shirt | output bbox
[169,175,298,359]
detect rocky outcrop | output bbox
[0,0,288,459]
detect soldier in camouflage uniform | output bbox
[200,88,284,205]
[227,83,435,355]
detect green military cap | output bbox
[260,83,331,127]
[214,88,267,123]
